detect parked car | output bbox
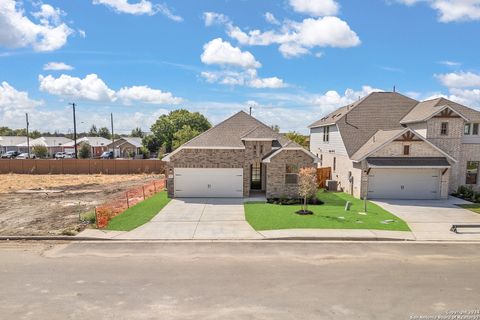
[100,151,114,159]
[15,153,36,159]
[1,151,20,159]
[64,152,76,159]
[54,152,66,159]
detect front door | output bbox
[250,162,262,190]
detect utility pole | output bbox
[69,103,78,158]
[249,106,252,116]
[25,113,30,158]
[111,113,115,159]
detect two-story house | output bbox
[309,92,480,200]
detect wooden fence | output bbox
[0,159,165,174]
[317,167,331,188]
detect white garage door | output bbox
[368,168,440,200]
[174,168,243,198]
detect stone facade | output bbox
[265,149,316,198]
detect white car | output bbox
[54,152,66,159]
[15,153,36,159]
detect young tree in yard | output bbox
[149,109,211,153]
[297,167,318,214]
[172,125,200,150]
[32,145,48,159]
[78,143,91,159]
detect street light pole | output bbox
[111,113,115,159]
[69,103,78,159]
[25,113,30,158]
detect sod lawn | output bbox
[457,204,480,214]
[107,191,170,231]
[245,190,410,231]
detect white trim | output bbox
[308,122,336,129]
[401,104,469,124]
[262,147,319,163]
[353,128,457,163]
[162,146,245,161]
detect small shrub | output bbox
[266,197,324,206]
[80,211,96,224]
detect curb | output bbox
[0,236,111,241]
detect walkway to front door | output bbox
[119,198,263,240]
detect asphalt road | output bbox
[1,241,480,320]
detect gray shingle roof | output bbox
[367,157,450,167]
[314,92,419,156]
[400,97,480,123]
[183,111,289,148]
[17,136,72,147]
[62,136,111,147]
[351,129,406,161]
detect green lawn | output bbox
[107,191,170,231]
[245,190,410,231]
[457,204,480,214]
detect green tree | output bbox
[285,131,309,149]
[78,143,91,159]
[172,125,200,150]
[0,127,14,136]
[88,125,99,136]
[29,130,41,139]
[32,145,48,158]
[14,128,27,136]
[142,135,161,154]
[98,127,111,139]
[131,127,144,138]
[150,109,211,153]
[139,146,150,159]
[271,124,280,133]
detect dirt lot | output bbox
[0,174,163,236]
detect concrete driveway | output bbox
[118,198,263,240]
[372,197,480,240]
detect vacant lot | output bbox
[0,174,163,236]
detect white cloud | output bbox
[201,38,261,69]
[289,0,340,16]
[396,0,480,22]
[38,73,182,105]
[203,12,229,26]
[264,12,280,25]
[0,0,73,52]
[43,62,74,71]
[0,81,43,112]
[39,74,116,102]
[116,85,182,105]
[435,71,480,87]
[201,69,286,89]
[92,0,183,21]
[311,86,383,110]
[205,12,360,58]
[439,60,461,67]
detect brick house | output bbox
[163,111,318,198]
[309,92,480,200]
[61,136,111,158]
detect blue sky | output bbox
[1,0,480,134]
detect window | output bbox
[253,144,257,154]
[465,123,471,135]
[403,145,410,155]
[323,126,330,142]
[333,157,336,171]
[320,154,323,167]
[466,161,479,185]
[260,145,264,154]
[440,122,448,135]
[473,124,479,135]
[285,164,298,184]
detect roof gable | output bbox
[182,111,288,148]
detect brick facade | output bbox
[265,149,316,198]
[166,143,316,198]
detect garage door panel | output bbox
[175,168,243,198]
[368,169,440,200]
